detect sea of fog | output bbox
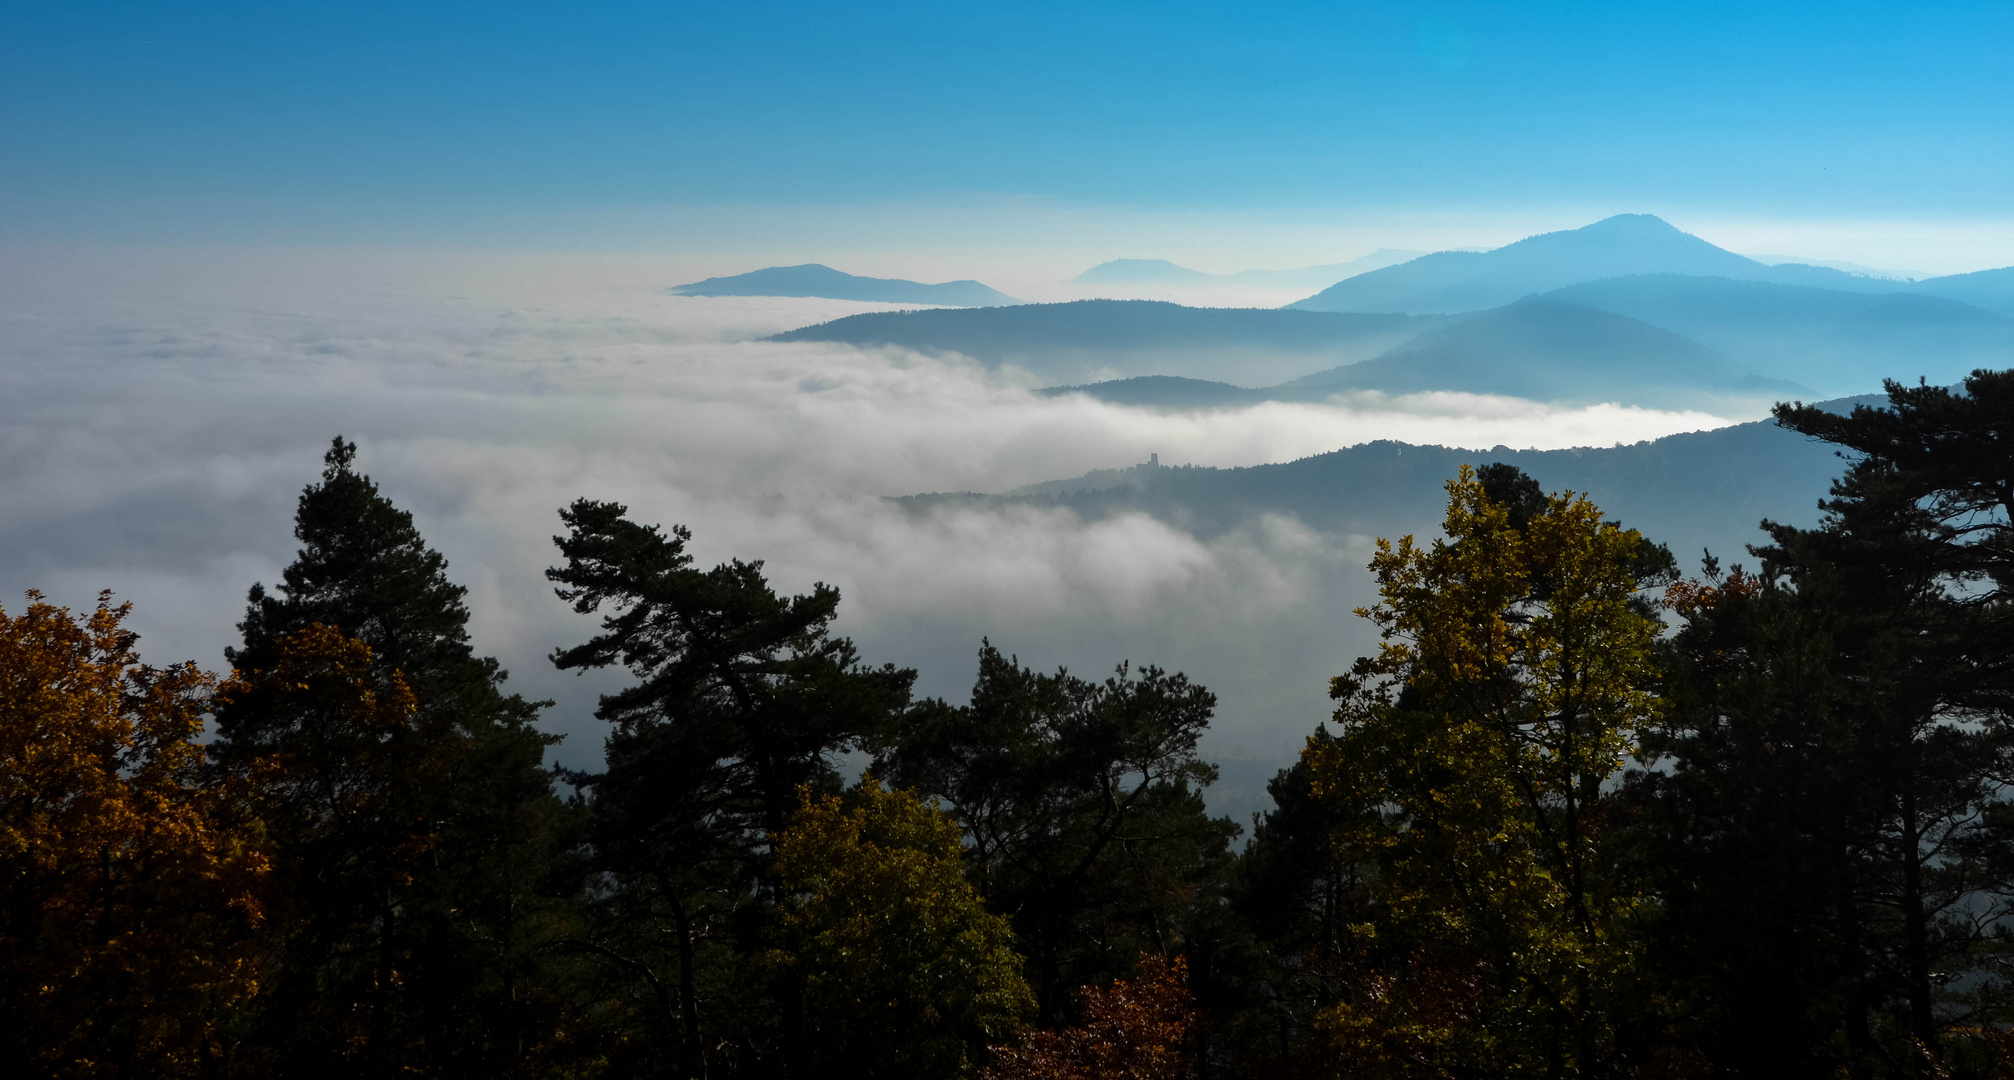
[0,248,1742,818]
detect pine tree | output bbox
[1632,559,1873,1075]
[546,498,918,1077]
[213,437,581,1079]
[1636,373,2014,1073]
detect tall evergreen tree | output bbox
[1633,373,2014,1075]
[212,437,581,1080]
[546,498,917,1078]
[1634,559,1885,1076]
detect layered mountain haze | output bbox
[672,263,1021,306]
[758,214,2014,417]
[1036,301,1802,412]
[1279,300,1807,409]
[768,300,1453,385]
[1072,259,1221,284]
[1073,250,1426,291]
[1544,275,2014,395]
[772,295,1805,412]
[1908,265,2014,317]
[20,1,2014,1066]
[1746,254,1929,281]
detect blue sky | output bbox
[4,1,2011,267]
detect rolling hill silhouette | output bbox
[671,264,1020,306]
[1072,259,1220,284]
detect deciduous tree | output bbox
[1310,464,1671,1077]
[981,955,1194,1080]
[0,593,268,1078]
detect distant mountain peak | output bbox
[1073,259,1217,284]
[1582,212,1683,232]
[1288,213,1769,315]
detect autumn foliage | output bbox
[981,955,1195,1080]
[0,593,268,1078]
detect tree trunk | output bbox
[1898,783,1937,1072]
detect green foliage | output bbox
[768,779,1033,1079]
[873,642,1238,1023]
[548,498,916,836]
[1632,559,1883,1074]
[1622,371,2014,1075]
[1222,726,1374,1072]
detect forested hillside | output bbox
[9,376,2014,1078]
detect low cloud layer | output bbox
[0,249,1740,810]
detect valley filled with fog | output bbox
[0,248,1755,813]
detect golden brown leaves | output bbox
[0,592,269,1078]
[1661,565,1759,618]
[982,955,1194,1080]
